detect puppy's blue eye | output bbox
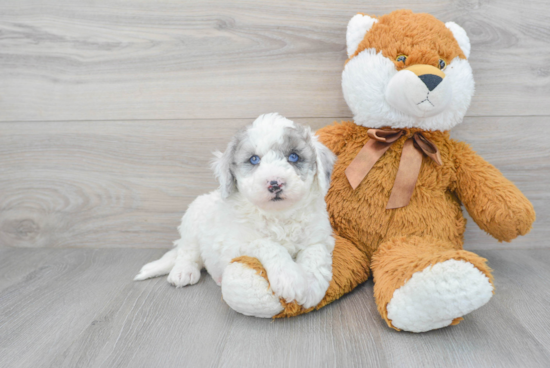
[288,153,299,163]
[249,155,260,165]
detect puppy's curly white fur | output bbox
[134,113,336,313]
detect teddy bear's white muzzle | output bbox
[385,69,453,118]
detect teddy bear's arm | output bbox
[315,122,352,156]
[451,139,535,242]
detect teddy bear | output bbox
[221,9,536,332]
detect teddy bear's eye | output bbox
[396,55,407,63]
[438,59,446,70]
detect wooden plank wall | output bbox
[0,0,548,249]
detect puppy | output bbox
[134,113,336,309]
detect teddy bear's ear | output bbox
[346,13,378,58]
[445,22,471,59]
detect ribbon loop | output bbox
[345,128,443,209]
[367,129,404,143]
[413,132,443,166]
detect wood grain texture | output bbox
[1,2,548,365]
[0,248,549,368]
[0,116,547,250]
[1,0,550,121]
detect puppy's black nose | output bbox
[268,180,284,193]
[268,184,281,193]
[418,74,443,91]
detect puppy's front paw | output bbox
[167,263,201,288]
[300,276,330,309]
[268,267,308,305]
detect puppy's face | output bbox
[213,114,335,212]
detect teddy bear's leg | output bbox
[221,256,284,318]
[221,234,370,318]
[371,236,494,333]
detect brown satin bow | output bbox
[345,128,442,209]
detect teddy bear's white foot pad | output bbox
[221,262,284,318]
[386,259,493,333]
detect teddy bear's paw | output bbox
[221,262,284,318]
[386,259,493,333]
[167,262,201,288]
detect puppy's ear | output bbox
[211,137,238,199]
[312,135,336,195]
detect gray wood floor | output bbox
[1,248,549,368]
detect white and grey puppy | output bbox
[134,113,336,310]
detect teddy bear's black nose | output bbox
[418,74,443,91]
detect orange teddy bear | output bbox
[225,10,535,332]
